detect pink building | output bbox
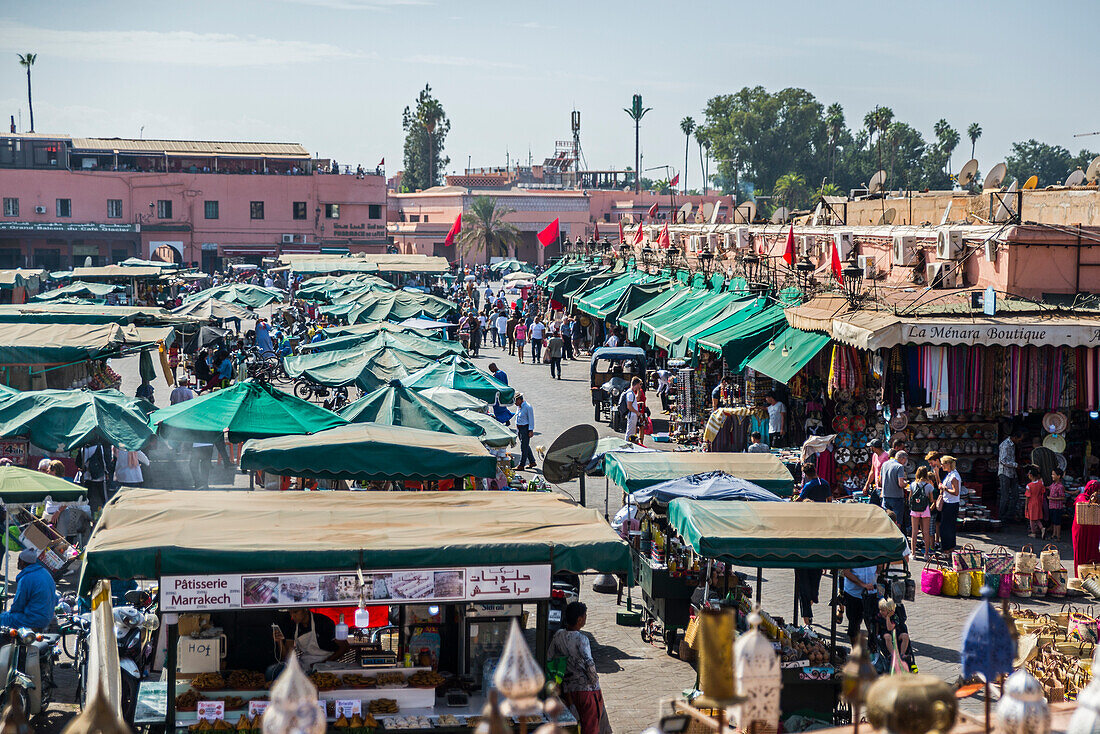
[0,134,387,270]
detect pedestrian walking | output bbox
[841,566,879,645]
[624,377,645,444]
[1025,465,1046,538]
[529,317,546,363]
[547,602,612,734]
[880,451,909,534]
[494,311,509,349]
[547,330,564,379]
[909,467,934,559]
[514,394,536,470]
[1048,467,1066,541]
[77,443,115,512]
[114,448,150,489]
[938,455,962,552]
[561,317,575,360]
[507,314,518,356]
[998,429,1024,521]
[514,321,527,364]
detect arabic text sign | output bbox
[465,565,551,601]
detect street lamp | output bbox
[841,257,866,307]
[698,245,715,277]
[795,260,816,293]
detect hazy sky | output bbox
[2,0,1097,187]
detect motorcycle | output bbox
[0,625,60,719]
[293,379,349,410]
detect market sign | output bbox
[161,564,552,612]
[0,221,137,233]
[831,315,1100,350]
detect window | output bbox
[204,200,219,220]
[324,203,340,219]
[107,199,123,219]
[56,198,71,217]
[409,215,420,223]
[250,201,265,220]
[292,202,307,220]
[157,199,172,219]
[368,204,382,220]
[2,198,17,217]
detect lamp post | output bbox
[624,94,651,195]
[795,260,816,295]
[841,257,865,308]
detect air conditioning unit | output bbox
[722,232,733,251]
[983,238,997,263]
[936,229,963,260]
[707,232,720,250]
[735,227,751,249]
[34,206,46,214]
[833,232,854,261]
[687,235,700,253]
[926,262,958,289]
[798,235,815,257]
[892,235,917,266]
[857,254,876,278]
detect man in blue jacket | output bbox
[0,549,57,630]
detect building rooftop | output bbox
[69,137,310,158]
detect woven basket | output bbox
[1077,503,1100,526]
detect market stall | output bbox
[603,451,796,496]
[81,489,630,732]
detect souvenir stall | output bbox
[664,499,907,722]
[81,490,631,732]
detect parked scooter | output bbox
[0,625,60,720]
[547,571,580,637]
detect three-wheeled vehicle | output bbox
[590,347,647,429]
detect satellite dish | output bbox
[985,162,1007,191]
[993,179,1019,223]
[868,170,887,194]
[877,207,897,225]
[678,203,693,224]
[770,206,790,224]
[1065,169,1086,187]
[701,202,714,219]
[1086,156,1100,183]
[1022,175,1039,190]
[84,256,93,267]
[709,200,723,224]
[734,201,756,224]
[957,159,979,187]
[542,424,599,485]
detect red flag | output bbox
[831,240,844,283]
[594,221,600,240]
[444,213,461,248]
[670,173,680,187]
[657,222,670,248]
[618,219,624,243]
[632,222,644,246]
[378,157,385,167]
[647,202,659,219]
[783,224,796,266]
[537,218,560,247]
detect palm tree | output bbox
[695,129,708,195]
[418,97,445,187]
[967,122,982,160]
[864,106,893,175]
[456,196,521,263]
[826,103,844,181]
[934,119,960,176]
[18,53,36,132]
[773,172,808,212]
[679,116,695,194]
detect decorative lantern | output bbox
[694,606,744,713]
[962,586,1015,732]
[995,669,1050,734]
[493,619,545,717]
[841,258,865,307]
[1067,647,1100,734]
[262,655,326,734]
[865,674,957,734]
[841,633,878,734]
[795,260,816,293]
[733,610,781,733]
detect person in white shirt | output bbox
[514,394,537,470]
[765,393,787,448]
[529,318,546,363]
[494,312,509,349]
[604,332,619,348]
[654,369,671,412]
[114,449,151,488]
[746,431,771,453]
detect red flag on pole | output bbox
[378,157,385,167]
[594,221,600,240]
[618,219,624,244]
[537,218,560,248]
[647,202,659,219]
[657,222,670,248]
[632,222,644,246]
[444,213,461,248]
[783,224,796,266]
[670,173,680,187]
[831,239,844,283]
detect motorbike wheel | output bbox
[292,381,314,401]
[121,674,139,725]
[594,404,601,421]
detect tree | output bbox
[815,182,842,199]
[1006,139,1097,186]
[967,122,982,160]
[679,116,695,194]
[932,119,959,177]
[695,128,708,195]
[825,103,844,182]
[456,196,521,262]
[401,84,450,191]
[18,53,36,132]
[772,172,808,212]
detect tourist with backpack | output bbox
[909,466,934,559]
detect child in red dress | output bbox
[1025,465,1047,538]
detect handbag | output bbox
[1015,544,1039,574]
[952,543,983,572]
[921,563,944,595]
[958,569,972,597]
[1013,571,1033,598]
[941,568,959,597]
[1033,569,1049,597]
[986,572,1001,595]
[1049,568,1068,598]
[986,546,1014,574]
[969,570,984,597]
[998,573,1013,598]
[1041,544,1063,573]
[1068,611,1098,644]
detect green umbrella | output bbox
[33,281,123,302]
[183,283,284,308]
[284,345,434,391]
[324,322,445,341]
[240,423,497,481]
[401,355,515,403]
[0,466,86,502]
[341,381,511,447]
[413,386,488,412]
[454,409,515,447]
[0,388,153,451]
[172,298,254,321]
[149,380,346,443]
[343,291,455,324]
[300,330,464,359]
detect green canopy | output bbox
[183,283,285,308]
[683,298,765,355]
[171,298,254,321]
[340,382,512,447]
[323,322,442,341]
[289,259,380,275]
[120,258,179,270]
[413,386,489,412]
[150,381,346,443]
[0,304,189,326]
[695,305,791,368]
[454,409,516,447]
[636,288,717,345]
[401,355,515,403]
[650,292,752,356]
[0,323,133,365]
[344,291,455,324]
[0,388,153,450]
[604,451,795,496]
[296,274,393,303]
[600,281,669,321]
[534,259,573,286]
[667,499,907,569]
[300,330,463,359]
[745,328,831,384]
[240,423,498,481]
[81,489,630,586]
[284,345,434,390]
[0,466,87,502]
[574,271,647,316]
[32,281,123,302]
[619,286,691,341]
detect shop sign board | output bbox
[161,564,552,612]
[0,439,28,466]
[247,701,269,718]
[335,700,361,717]
[196,701,224,720]
[0,221,137,233]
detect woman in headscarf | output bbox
[1073,480,1100,576]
